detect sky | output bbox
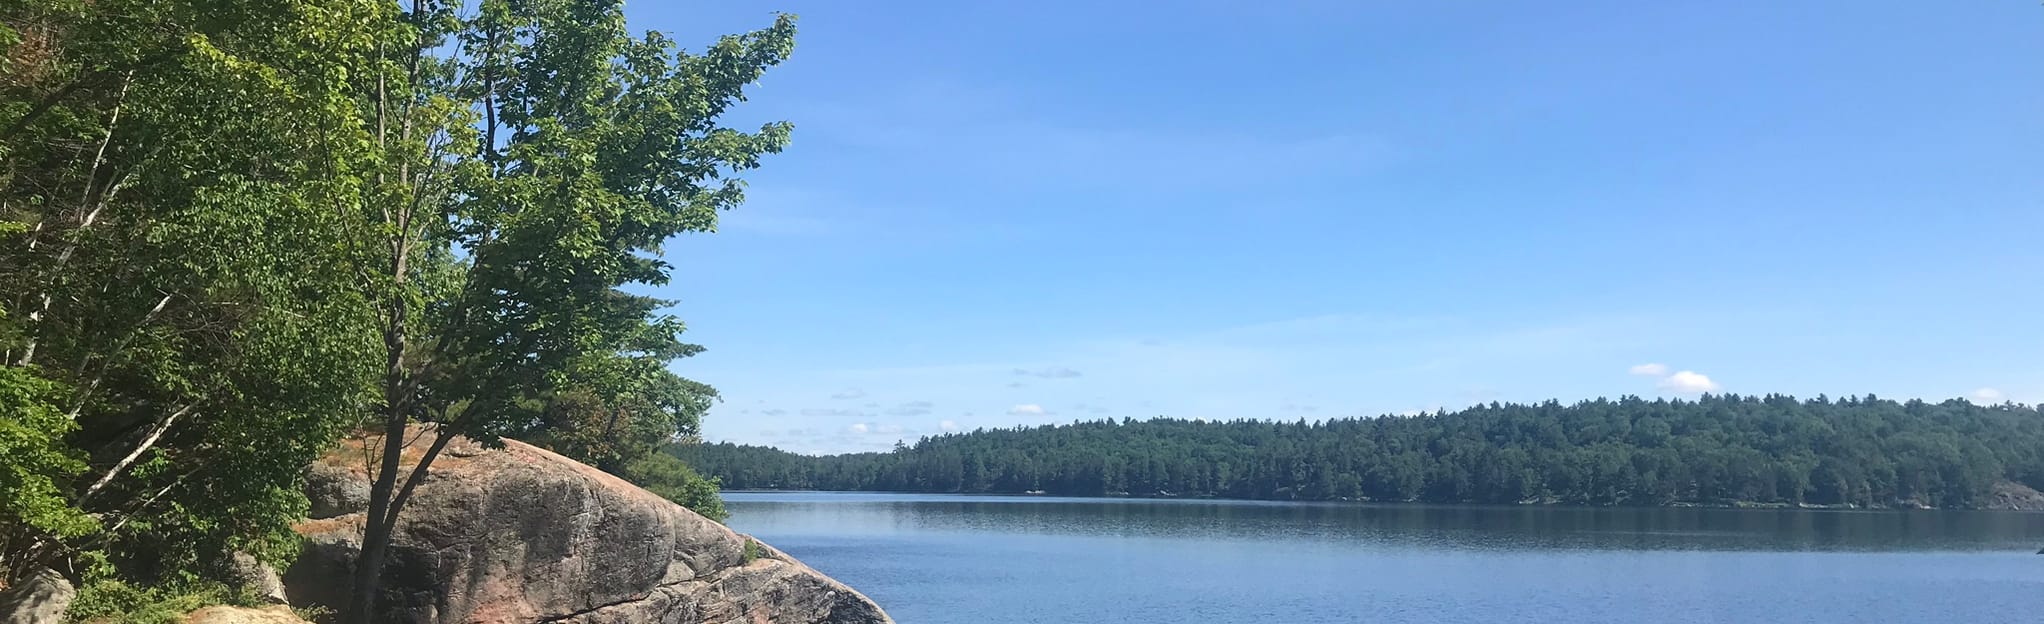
[625,1,2044,454]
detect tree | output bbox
[336,3,796,621]
[2,0,383,589]
[621,450,728,522]
[676,396,2044,511]
[529,352,719,473]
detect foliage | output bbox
[741,538,763,565]
[1,0,383,589]
[1,2,778,620]
[334,3,795,621]
[621,450,728,522]
[0,367,94,545]
[526,362,719,474]
[680,395,2044,509]
[65,576,253,624]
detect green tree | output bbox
[1,0,382,590]
[530,353,718,473]
[621,451,728,522]
[678,396,2044,511]
[335,3,795,621]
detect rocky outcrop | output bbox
[286,431,890,624]
[1986,481,2044,511]
[0,568,74,624]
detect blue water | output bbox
[725,492,2044,623]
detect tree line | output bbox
[678,395,2044,509]
[2,2,780,621]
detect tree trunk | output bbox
[343,409,407,624]
[345,513,393,624]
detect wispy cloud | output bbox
[830,388,867,400]
[734,311,1668,451]
[800,80,1394,193]
[802,408,865,418]
[1972,387,2007,404]
[887,401,935,416]
[939,419,960,432]
[1013,366,1082,379]
[1628,363,1670,377]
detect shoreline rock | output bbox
[286,431,891,624]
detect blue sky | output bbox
[631,1,2044,454]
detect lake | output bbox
[724,492,2044,623]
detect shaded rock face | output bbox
[304,462,370,521]
[287,433,891,624]
[0,568,73,624]
[229,552,290,605]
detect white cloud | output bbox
[1629,363,1670,377]
[1657,370,1720,394]
[1007,404,1048,416]
[830,388,867,400]
[1972,387,2007,404]
[848,423,870,434]
[939,420,960,432]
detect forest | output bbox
[677,395,2044,509]
[1,1,781,621]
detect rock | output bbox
[229,552,290,605]
[0,568,74,624]
[287,431,891,624]
[1986,481,2044,511]
[184,605,312,624]
[305,463,370,520]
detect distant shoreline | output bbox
[717,488,2044,512]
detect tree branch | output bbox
[77,403,193,505]
[381,425,456,536]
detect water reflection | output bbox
[726,492,2044,553]
[726,493,2044,624]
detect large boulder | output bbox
[285,432,890,624]
[0,568,74,624]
